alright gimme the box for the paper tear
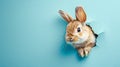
[86,19,105,47]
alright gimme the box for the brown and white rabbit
[59,6,98,57]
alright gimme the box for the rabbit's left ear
[59,10,73,23]
[75,7,86,23]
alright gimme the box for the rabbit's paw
[78,48,85,57]
[84,47,92,56]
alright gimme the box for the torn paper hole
[86,19,105,47]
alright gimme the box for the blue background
[0,0,120,67]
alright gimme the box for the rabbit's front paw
[77,47,92,57]
[78,48,85,57]
[84,47,92,56]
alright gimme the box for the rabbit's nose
[69,38,73,42]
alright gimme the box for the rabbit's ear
[59,10,73,23]
[75,7,86,23]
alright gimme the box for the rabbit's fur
[59,6,97,57]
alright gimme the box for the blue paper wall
[0,0,120,67]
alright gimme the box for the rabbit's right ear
[59,10,73,23]
[75,7,86,23]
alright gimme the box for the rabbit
[58,6,98,57]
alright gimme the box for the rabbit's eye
[77,27,81,32]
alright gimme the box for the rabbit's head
[59,6,90,45]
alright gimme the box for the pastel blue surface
[0,0,120,67]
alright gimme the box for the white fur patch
[89,33,95,43]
